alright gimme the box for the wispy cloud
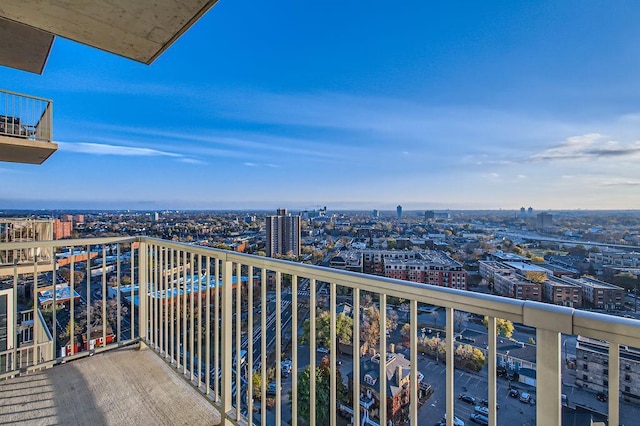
[530,134,640,162]
[178,158,207,165]
[57,141,182,157]
[243,162,257,167]
[596,178,640,187]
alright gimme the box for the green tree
[301,311,353,347]
[482,316,514,338]
[293,357,347,425]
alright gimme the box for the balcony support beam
[139,242,147,341]
[536,328,561,425]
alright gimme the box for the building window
[625,386,631,392]
[583,374,588,380]
[583,364,588,371]
[625,364,631,371]
[625,374,631,382]
[603,379,608,387]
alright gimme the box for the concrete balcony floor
[0,345,221,425]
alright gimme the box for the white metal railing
[0,89,52,142]
[1,236,639,426]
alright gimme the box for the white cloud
[243,162,257,167]
[530,134,640,162]
[57,142,182,157]
[178,158,207,165]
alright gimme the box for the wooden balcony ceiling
[0,0,219,74]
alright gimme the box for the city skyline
[2,1,640,210]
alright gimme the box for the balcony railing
[0,89,56,164]
[1,236,639,426]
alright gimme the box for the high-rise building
[53,219,72,240]
[74,214,84,224]
[424,210,435,221]
[536,212,553,231]
[372,209,379,218]
[396,205,402,219]
[266,209,301,258]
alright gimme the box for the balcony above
[0,1,219,74]
[0,344,221,425]
[0,89,56,164]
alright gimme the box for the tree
[482,316,514,338]
[361,306,381,349]
[454,311,470,332]
[387,309,399,334]
[252,371,262,398]
[293,357,347,425]
[400,323,411,341]
[301,311,353,347]
[525,271,547,283]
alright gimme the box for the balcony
[0,89,56,164]
[1,236,639,426]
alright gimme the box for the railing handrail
[0,88,53,104]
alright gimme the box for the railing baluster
[116,244,121,345]
[214,257,220,402]
[102,245,107,348]
[488,316,497,426]
[536,328,561,425]
[221,259,233,416]
[205,255,211,394]
[235,262,241,418]
[445,307,454,426]
[138,241,147,342]
[330,280,337,426]
[309,277,317,425]
[246,265,253,419]
[86,244,91,354]
[291,274,298,425]
[275,271,282,426]
[352,287,360,426]
[260,267,267,426]
[197,254,203,389]
[609,341,620,426]
[379,293,387,426]
[190,255,195,380]
[32,251,38,366]
[410,299,418,426]
[70,245,75,355]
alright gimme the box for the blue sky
[2,1,640,210]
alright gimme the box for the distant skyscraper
[266,208,301,258]
[74,214,84,224]
[520,207,526,217]
[424,210,435,221]
[372,209,379,218]
[154,212,160,222]
[528,207,533,215]
[537,212,553,231]
[396,205,402,219]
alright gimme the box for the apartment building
[265,208,301,258]
[564,276,625,310]
[575,336,640,405]
[542,276,583,308]
[493,270,542,301]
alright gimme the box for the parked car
[317,347,329,354]
[459,394,476,404]
[519,391,531,403]
[596,392,607,402]
[496,366,507,377]
[479,399,499,410]
[443,414,465,426]
[509,389,519,398]
[470,413,489,425]
[474,405,489,416]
